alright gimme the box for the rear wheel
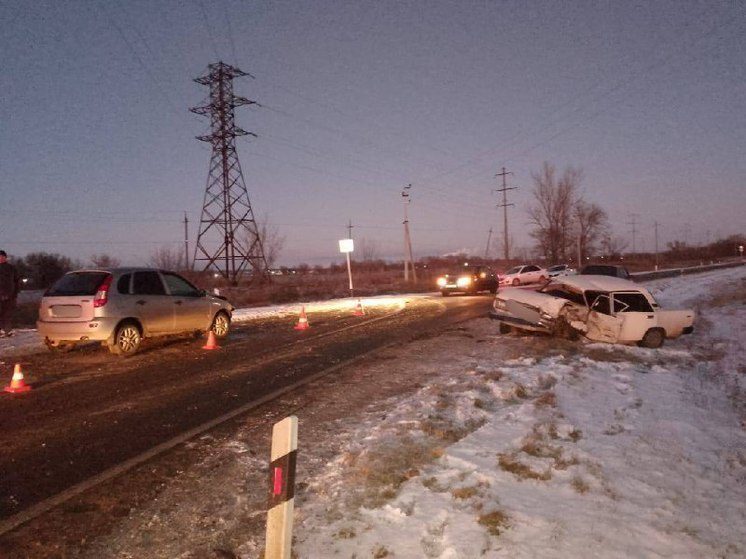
[109,321,142,356]
[638,328,665,349]
[211,311,231,338]
[539,275,548,283]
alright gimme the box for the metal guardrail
[630,260,745,282]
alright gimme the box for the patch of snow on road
[0,294,421,359]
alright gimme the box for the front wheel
[512,278,520,286]
[109,321,142,356]
[498,322,512,335]
[638,328,665,349]
[211,312,231,338]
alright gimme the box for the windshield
[505,266,521,275]
[45,272,110,296]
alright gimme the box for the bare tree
[527,162,582,262]
[357,237,381,262]
[256,215,286,269]
[573,200,608,262]
[149,246,185,270]
[601,234,629,259]
[90,253,121,268]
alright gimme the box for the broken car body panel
[490,275,694,346]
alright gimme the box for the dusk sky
[1,0,744,266]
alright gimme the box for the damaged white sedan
[489,275,694,348]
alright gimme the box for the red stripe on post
[273,466,284,496]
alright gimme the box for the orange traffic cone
[4,364,31,394]
[353,299,365,317]
[202,330,220,350]
[294,306,310,331]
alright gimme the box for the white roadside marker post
[265,416,298,559]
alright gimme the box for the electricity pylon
[190,61,269,284]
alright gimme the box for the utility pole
[184,212,190,270]
[402,184,417,282]
[484,227,493,259]
[627,213,640,255]
[494,167,517,261]
[190,61,269,285]
[345,219,354,296]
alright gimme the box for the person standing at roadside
[0,250,20,337]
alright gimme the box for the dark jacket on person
[0,262,20,300]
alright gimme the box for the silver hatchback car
[37,268,234,355]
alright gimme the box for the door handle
[136,300,146,306]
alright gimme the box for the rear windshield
[45,272,110,296]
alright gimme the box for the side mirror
[198,289,207,297]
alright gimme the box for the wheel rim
[118,326,140,352]
[512,279,519,286]
[649,331,663,346]
[213,314,229,336]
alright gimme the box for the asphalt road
[0,293,492,530]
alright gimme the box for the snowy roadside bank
[78,266,745,558]
[0,294,421,359]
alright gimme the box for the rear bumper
[37,317,119,343]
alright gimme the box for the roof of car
[555,274,639,292]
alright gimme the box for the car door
[524,265,540,283]
[131,270,174,334]
[161,271,211,332]
[584,294,623,343]
[612,291,657,342]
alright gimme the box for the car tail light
[93,274,113,308]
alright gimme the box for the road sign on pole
[339,239,355,296]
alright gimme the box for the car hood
[495,288,570,316]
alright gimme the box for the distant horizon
[2,1,744,267]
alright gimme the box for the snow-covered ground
[79,266,745,558]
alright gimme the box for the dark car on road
[436,266,499,296]
[579,264,631,280]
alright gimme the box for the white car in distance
[499,264,548,286]
[546,264,576,277]
[490,275,694,348]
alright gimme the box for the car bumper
[488,310,551,333]
[37,318,119,343]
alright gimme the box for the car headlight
[436,277,447,287]
[456,276,471,287]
